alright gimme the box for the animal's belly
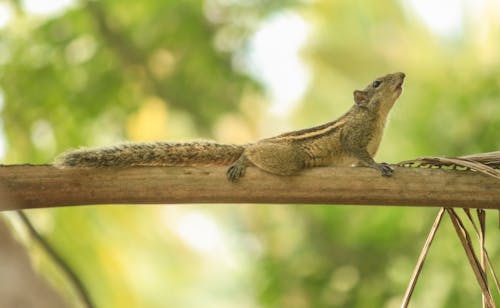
[306,153,358,167]
[329,155,358,166]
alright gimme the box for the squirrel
[54,72,405,182]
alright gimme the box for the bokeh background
[1,0,500,307]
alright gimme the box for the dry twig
[401,208,445,308]
[397,151,500,180]
[446,208,495,308]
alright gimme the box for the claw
[226,163,246,182]
[379,162,393,177]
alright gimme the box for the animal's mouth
[394,78,404,91]
[393,79,404,97]
[393,79,404,96]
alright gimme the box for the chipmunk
[55,72,405,181]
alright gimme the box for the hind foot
[227,156,248,182]
[227,163,246,182]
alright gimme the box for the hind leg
[227,143,306,182]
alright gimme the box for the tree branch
[0,165,499,211]
[16,211,95,308]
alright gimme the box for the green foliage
[2,0,297,162]
[1,0,500,307]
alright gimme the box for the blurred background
[1,0,500,307]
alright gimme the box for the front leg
[352,149,393,177]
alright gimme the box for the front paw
[378,162,393,177]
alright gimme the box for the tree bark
[0,165,498,210]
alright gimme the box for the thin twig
[397,151,500,180]
[446,208,495,308]
[16,211,95,308]
[478,209,487,308]
[401,208,445,308]
[462,209,500,296]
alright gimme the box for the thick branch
[0,165,498,211]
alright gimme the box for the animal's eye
[372,80,382,88]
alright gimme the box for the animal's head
[353,72,405,115]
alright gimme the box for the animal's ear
[353,90,369,106]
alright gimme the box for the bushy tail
[54,142,245,168]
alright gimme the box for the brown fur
[55,72,406,181]
[55,142,245,167]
